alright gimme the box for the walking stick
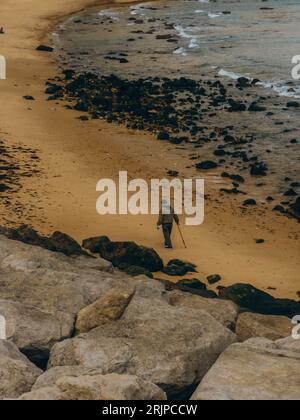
[177,224,187,249]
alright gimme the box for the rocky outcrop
[191,337,300,400]
[236,312,292,342]
[0,340,42,399]
[19,373,166,400]
[219,283,300,318]
[0,230,298,401]
[0,225,88,257]
[82,236,163,272]
[49,278,236,399]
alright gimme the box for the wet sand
[0,0,299,298]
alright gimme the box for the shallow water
[53,0,300,206]
[56,0,300,98]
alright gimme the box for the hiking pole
[177,224,187,249]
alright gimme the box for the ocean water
[56,0,300,99]
[54,0,300,203]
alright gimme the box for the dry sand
[0,0,299,298]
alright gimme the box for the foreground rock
[169,290,239,330]
[82,236,163,272]
[75,286,135,334]
[219,283,300,318]
[49,279,236,398]
[236,312,292,342]
[0,235,132,365]
[0,340,42,399]
[0,300,65,368]
[191,337,300,400]
[19,373,166,400]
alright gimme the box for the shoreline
[0,0,299,299]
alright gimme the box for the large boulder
[0,300,66,368]
[219,283,300,318]
[19,373,166,400]
[0,340,42,399]
[236,312,292,342]
[169,290,239,330]
[49,279,236,399]
[75,286,135,334]
[82,236,163,272]
[191,337,300,400]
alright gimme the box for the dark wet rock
[156,34,173,40]
[248,102,267,112]
[255,239,265,244]
[287,101,299,108]
[0,184,10,192]
[250,163,268,177]
[284,189,297,197]
[167,170,179,177]
[219,284,300,318]
[163,259,197,276]
[23,95,35,101]
[82,236,163,272]
[0,225,87,257]
[236,77,251,88]
[176,278,207,290]
[221,172,245,184]
[289,197,300,217]
[62,69,75,80]
[214,149,226,157]
[36,45,54,52]
[157,131,170,141]
[124,266,153,278]
[272,205,286,214]
[220,188,246,195]
[207,275,222,285]
[196,161,218,170]
[227,100,247,112]
[243,199,257,206]
[160,278,217,299]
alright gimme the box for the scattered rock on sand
[243,199,257,206]
[163,259,197,276]
[36,45,54,52]
[196,161,218,170]
[207,275,222,285]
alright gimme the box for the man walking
[157,199,179,249]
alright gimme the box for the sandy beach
[0,0,299,299]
